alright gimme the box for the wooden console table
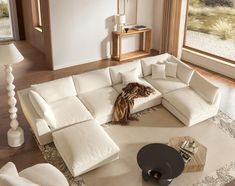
[112,28,152,61]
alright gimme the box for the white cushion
[19,163,69,186]
[165,61,177,77]
[152,63,166,79]
[0,162,18,177]
[145,76,187,94]
[28,90,57,129]
[0,175,38,186]
[78,87,119,124]
[141,53,170,76]
[31,77,77,103]
[48,96,93,129]
[109,60,143,85]
[0,162,37,186]
[190,72,219,104]
[121,68,139,86]
[168,56,194,84]
[113,78,162,113]
[163,87,219,124]
[73,68,112,94]
[52,120,120,177]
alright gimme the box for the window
[32,0,42,30]
[0,0,13,40]
[184,0,235,62]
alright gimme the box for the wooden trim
[15,0,25,40]
[31,0,42,29]
[183,46,235,65]
[183,0,189,46]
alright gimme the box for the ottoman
[52,120,120,177]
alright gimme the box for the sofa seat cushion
[79,87,119,124]
[52,120,120,177]
[145,75,187,94]
[49,96,93,129]
[113,78,162,113]
[163,87,219,124]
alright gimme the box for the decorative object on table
[137,143,184,186]
[168,136,207,172]
[116,14,126,33]
[0,43,24,147]
[178,140,199,163]
[124,27,129,33]
[133,25,147,30]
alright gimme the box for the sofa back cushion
[73,68,112,94]
[31,77,77,103]
[110,60,143,85]
[190,72,219,104]
[141,53,170,77]
[168,56,194,84]
[28,90,57,129]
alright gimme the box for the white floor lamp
[0,43,24,147]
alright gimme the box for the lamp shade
[0,43,24,65]
[116,14,126,25]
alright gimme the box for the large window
[0,0,13,40]
[184,0,235,62]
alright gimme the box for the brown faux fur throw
[112,82,154,125]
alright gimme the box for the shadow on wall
[101,15,116,59]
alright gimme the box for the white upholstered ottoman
[52,120,120,177]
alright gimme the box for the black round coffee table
[137,143,184,186]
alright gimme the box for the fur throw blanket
[112,82,154,124]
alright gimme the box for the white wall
[49,0,161,70]
[122,0,155,53]
[49,0,116,70]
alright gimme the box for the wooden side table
[112,28,152,61]
[168,136,207,172]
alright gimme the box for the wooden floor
[0,41,234,171]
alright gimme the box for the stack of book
[179,141,198,163]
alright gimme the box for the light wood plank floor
[0,41,234,171]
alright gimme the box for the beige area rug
[38,106,235,186]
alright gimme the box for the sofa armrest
[214,91,221,107]
[35,119,53,145]
[35,119,51,136]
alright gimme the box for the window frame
[31,0,42,31]
[183,0,235,65]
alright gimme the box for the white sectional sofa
[18,53,221,177]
